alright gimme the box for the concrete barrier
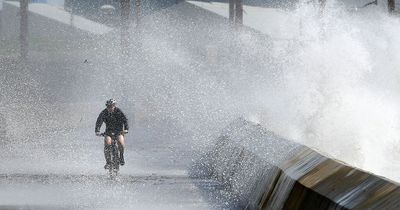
[197,118,400,209]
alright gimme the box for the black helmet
[105,99,116,107]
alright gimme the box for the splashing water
[2,0,400,187]
[249,0,400,181]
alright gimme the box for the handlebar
[97,131,128,137]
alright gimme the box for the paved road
[0,121,234,210]
[0,2,245,209]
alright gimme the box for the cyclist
[95,99,129,169]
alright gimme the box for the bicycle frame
[101,132,120,179]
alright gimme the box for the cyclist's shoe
[104,163,111,170]
[113,163,119,170]
[120,155,125,166]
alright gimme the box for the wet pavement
[0,122,232,210]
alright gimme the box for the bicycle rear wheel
[109,141,119,179]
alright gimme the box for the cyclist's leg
[117,134,125,165]
[104,135,112,145]
[104,135,112,168]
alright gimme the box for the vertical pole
[135,0,141,28]
[70,0,74,27]
[120,0,130,59]
[0,0,3,36]
[229,0,234,23]
[20,0,28,60]
[388,0,395,13]
[235,0,243,26]
[121,0,130,27]
[318,0,327,7]
[318,0,326,16]
[134,0,142,54]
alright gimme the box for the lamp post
[0,0,3,35]
[134,0,142,53]
[135,0,141,26]
[20,0,28,60]
[120,0,130,60]
[235,0,243,26]
[318,0,326,16]
[229,0,243,27]
[388,0,395,13]
[229,0,234,23]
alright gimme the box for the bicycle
[99,132,124,179]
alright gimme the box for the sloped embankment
[194,118,400,209]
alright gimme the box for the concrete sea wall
[197,118,400,209]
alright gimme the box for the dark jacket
[95,107,129,133]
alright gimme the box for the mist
[1,0,400,208]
